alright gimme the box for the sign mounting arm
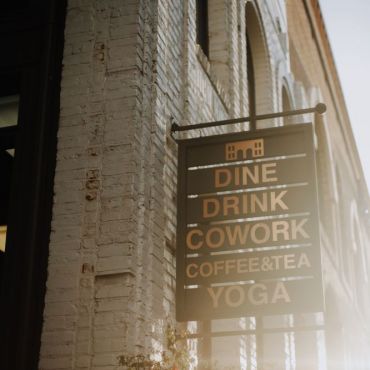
[171,103,326,139]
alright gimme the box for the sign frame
[176,123,324,322]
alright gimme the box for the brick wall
[37,1,319,369]
[40,0,149,368]
[287,0,370,368]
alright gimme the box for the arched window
[282,85,292,125]
[246,34,255,121]
[315,113,338,259]
[196,0,209,58]
[245,2,273,127]
[350,201,369,309]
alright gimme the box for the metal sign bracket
[170,103,326,141]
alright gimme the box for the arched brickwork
[245,1,274,121]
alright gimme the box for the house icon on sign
[225,139,264,161]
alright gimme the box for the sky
[319,0,370,193]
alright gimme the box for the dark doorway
[0,73,19,292]
[0,2,66,369]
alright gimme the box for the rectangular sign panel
[185,215,314,253]
[185,246,319,285]
[176,123,324,321]
[181,278,323,320]
[187,155,309,195]
[187,185,313,223]
[186,128,310,167]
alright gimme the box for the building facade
[1,0,370,369]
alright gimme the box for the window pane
[0,95,18,254]
[0,146,15,253]
[0,226,6,252]
[196,0,209,58]
[0,95,19,128]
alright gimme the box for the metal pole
[250,106,257,132]
[171,103,326,134]
[199,320,211,368]
[178,324,326,340]
[256,316,264,370]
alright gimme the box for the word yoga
[207,282,290,309]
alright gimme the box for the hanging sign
[176,123,324,321]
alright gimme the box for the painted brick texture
[38,1,370,369]
[39,0,287,368]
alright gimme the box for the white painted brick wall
[40,1,290,369]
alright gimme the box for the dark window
[247,34,256,126]
[0,2,66,369]
[0,74,18,286]
[282,87,292,125]
[0,1,29,12]
[196,0,209,58]
[0,103,18,233]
